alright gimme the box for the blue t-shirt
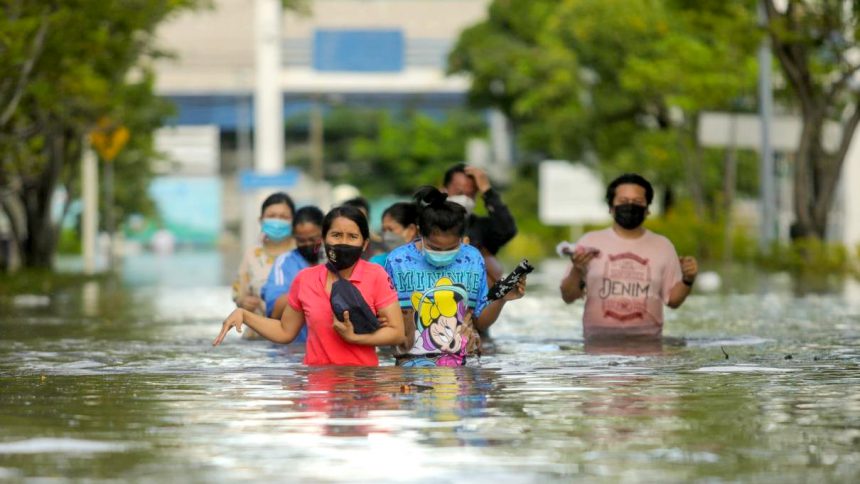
[261,249,309,342]
[384,241,488,366]
[369,252,388,266]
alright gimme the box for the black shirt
[466,188,517,255]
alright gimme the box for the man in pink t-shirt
[560,174,699,340]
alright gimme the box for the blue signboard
[147,176,223,245]
[239,168,301,191]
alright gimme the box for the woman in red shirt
[213,206,405,366]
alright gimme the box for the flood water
[1,252,859,482]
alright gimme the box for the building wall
[154,0,489,96]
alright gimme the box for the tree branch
[826,63,860,105]
[0,12,49,128]
[814,102,860,225]
[764,2,811,99]
[0,191,26,258]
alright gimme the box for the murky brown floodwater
[1,252,858,482]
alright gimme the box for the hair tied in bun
[414,186,447,210]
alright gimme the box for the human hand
[571,246,599,276]
[239,295,262,312]
[377,313,390,327]
[333,310,358,343]
[502,276,527,301]
[464,166,491,194]
[680,256,698,284]
[213,308,245,346]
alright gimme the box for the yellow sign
[89,118,130,162]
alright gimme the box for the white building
[151,0,491,246]
[154,0,489,145]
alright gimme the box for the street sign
[539,161,610,225]
[89,118,130,162]
[239,168,301,191]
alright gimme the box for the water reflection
[282,367,402,437]
[583,337,666,356]
[273,366,497,444]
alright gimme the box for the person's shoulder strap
[325,262,343,279]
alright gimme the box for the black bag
[327,263,381,334]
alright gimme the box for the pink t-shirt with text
[569,228,682,338]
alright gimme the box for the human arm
[213,305,305,346]
[260,253,289,317]
[232,250,264,311]
[332,302,405,347]
[667,256,698,308]
[481,248,504,288]
[475,277,526,331]
[271,292,290,319]
[465,166,517,253]
[560,249,598,303]
[400,308,416,350]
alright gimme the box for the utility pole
[309,97,324,181]
[758,0,776,250]
[81,147,98,275]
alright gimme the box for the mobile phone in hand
[488,259,535,300]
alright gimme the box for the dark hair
[292,206,324,230]
[442,163,467,188]
[322,205,370,241]
[605,173,654,207]
[341,197,370,216]
[261,192,296,217]
[381,202,417,228]
[413,186,467,237]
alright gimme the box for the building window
[313,29,404,72]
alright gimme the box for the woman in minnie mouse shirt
[384,187,527,367]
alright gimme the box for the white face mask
[447,194,476,215]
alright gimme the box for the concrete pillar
[81,147,98,275]
[841,129,860,250]
[253,0,284,174]
[243,0,285,252]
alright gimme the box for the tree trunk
[792,105,860,241]
[791,113,822,239]
[811,106,860,239]
[19,126,64,268]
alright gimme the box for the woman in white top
[231,193,297,335]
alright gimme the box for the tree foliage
[764,0,860,239]
[285,107,487,197]
[0,0,200,268]
[449,0,761,217]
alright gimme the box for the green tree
[449,0,760,218]
[0,0,201,268]
[764,0,860,240]
[285,106,487,197]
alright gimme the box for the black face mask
[325,244,364,270]
[613,203,647,230]
[296,243,321,264]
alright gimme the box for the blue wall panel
[313,29,404,72]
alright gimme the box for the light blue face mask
[423,243,461,267]
[261,218,292,242]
